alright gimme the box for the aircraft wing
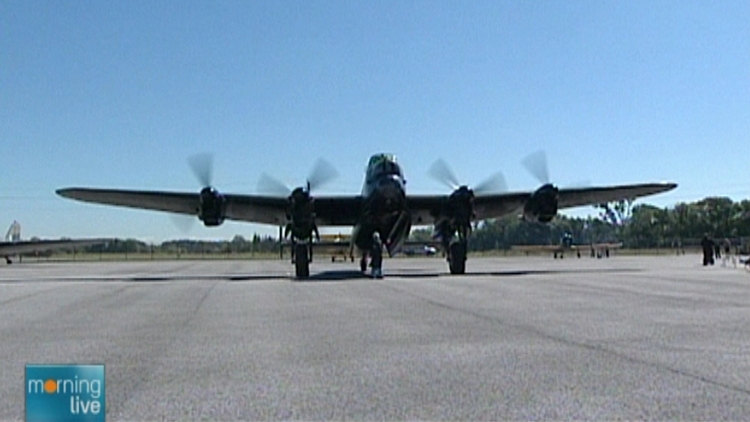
[57,182,674,228]
[407,182,676,223]
[0,239,111,256]
[56,188,363,226]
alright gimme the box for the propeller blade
[428,159,461,190]
[473,171,508,195]
[307,158,339,192]
[188,153,214,187]
[521,150,550,185]
[257,173,291,197]
[169,214,195,233]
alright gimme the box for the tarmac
[1,254,749,420]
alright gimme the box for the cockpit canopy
[366,154,403,182]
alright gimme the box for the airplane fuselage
[351,154,411,256]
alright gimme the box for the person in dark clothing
[714,243,721,259]
[370,232,384,278]
[701,234,715,266]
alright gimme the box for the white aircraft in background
[1,220,110,264]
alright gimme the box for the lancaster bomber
[57,152,676,278]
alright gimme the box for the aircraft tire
[449,242,466,275]
[295,244,309,279]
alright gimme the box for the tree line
[412,196,750,251]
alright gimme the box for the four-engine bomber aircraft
[56,153,676,278]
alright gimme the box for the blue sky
[2,0,748,242]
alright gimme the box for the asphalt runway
[2,255,750,420]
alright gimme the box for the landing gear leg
[294,243,309,279]
[448,241,467,275]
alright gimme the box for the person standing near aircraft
[370,232,384,279]
[701,234,715,266]
[722,238,733,267]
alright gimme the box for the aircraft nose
[377,176,405,209]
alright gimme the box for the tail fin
[5,221,21,242]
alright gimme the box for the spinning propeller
[519,150,582,223]
[521,150,550,185]
[521,150,590,188]
[428,159,508,242]
[189,152,215,189]
[257,159,339,241]
[171,153,226,232]
[257,158,338,197]
[428,159,508,195]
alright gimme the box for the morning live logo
[25,364,105,422]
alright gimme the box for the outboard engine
[198,187,226,226]
[523,183,559,223]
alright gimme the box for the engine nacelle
[198,187,226,226]
[286,187,317,241]
[523,183,559,223]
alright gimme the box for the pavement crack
[181,280,221,329]
[381,282,750,397]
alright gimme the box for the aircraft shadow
[394,267,643,280]
[0,267,642,284]
[283,267,644,282]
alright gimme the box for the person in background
[701,234,715,266]
[722,238,734,267]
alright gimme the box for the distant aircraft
[56,152,676,278]
[513,232,623,259]
[1,220,110,264]
[314,233,355,262]
[402,245,438,256]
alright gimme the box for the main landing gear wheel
[295,244,309,279]
[449,242,466,275]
